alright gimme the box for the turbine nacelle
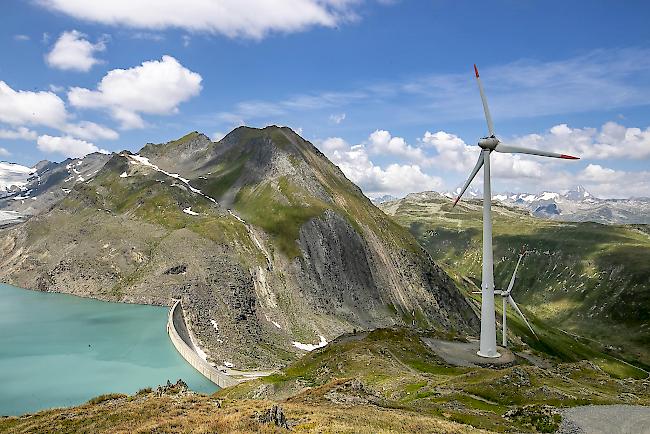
[478,136,499,150]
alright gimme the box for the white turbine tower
[498,249,537,347]
[471,248,538,346]
[454,64,579,358]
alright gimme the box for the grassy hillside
[379,193,650,368]
[3,329,648,433]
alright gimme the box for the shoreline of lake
[0,283,218,416]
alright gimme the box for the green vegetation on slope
[7,329,647,433]
[58,155,256,256]
[235,177,329,258]
[379,194,650,367]
[194,152,250,200]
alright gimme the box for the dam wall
[167,299,237,388]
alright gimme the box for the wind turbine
[454,64,579,358]
[498,248,537,347]
[470,248,537,346]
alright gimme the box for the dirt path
[558,405,650,434]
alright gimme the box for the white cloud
[317,120,649,199]
[579,164,622,182]
[0,147,9,156]
[368,129,429,163]
[131,32,165,41]
[320,137,348,153]
[0,127,38,141]
[0,81,68,128]
[546,164,650,199]
[14,34,30,41]
[421,130,545,179]
[0,82,119,141]
[421,131,475,171]
[68,55,202,129]
[37,134,103,158]
[46,30,107,72]
[318,136,442,196]
[420,125,650,199]
[217,90,365,125]
[212,131,225,141]
[62,121,119,140]
[512,122,650,160]
[37,0,360,39]
[329,112,346,124]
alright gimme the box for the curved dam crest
[167,300,237,388]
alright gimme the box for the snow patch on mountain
[292,335,328,352]
[0,162,34,193]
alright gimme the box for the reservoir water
[0,283,218,416]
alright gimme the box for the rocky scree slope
[0,126,477,370]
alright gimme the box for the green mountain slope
[0,128,477,370]
[379,192,650,367]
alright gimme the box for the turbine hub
[478,136,499,150]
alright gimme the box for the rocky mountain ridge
[0,126,477,370]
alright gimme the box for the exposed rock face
[256,405,289,429]
[0,126,478,369]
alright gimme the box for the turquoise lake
[0,283,218,416]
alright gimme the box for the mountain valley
[379,192,650,368]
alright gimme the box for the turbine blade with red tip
[495,144,580,160]
[474,64,495,137]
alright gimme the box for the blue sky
[1,0,650,198]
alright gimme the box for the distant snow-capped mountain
[436,185,650,224]
[370,194,400,204]
[491,186,650,225]
[0,162,35,195]
[0,153,111,225]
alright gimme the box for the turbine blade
[505,253,525,294]
[508,296,538,339]
[495,144,579,160]
[452,152,484,207]
[474,64,495,136]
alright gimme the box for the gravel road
[558,405,650,434]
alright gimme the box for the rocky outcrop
[256,405,289,429]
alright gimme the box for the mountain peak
[563,185,592,200]
[1,126,478,371]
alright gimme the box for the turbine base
[477,350,501,359]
